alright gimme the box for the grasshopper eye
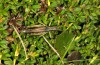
[22,30,26,33]
[21,30,27,33]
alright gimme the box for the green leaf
[32,5,40,9]
[50,2,57,7]
[0,40,8,45]
[54,31,74,59]
[74,7,81,12]
[91,13,97,16]
[60,10,66,15]
[25,7,30,13]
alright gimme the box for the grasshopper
[21,25,60,35]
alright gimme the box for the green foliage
[55,31,74,58]
[0,0,100,65]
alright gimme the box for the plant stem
[12,25,28,60]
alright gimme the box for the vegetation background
[0,0,100,65]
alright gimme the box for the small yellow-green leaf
[32,5,40,9]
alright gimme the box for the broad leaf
[55,31,74,59]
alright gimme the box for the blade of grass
[43,36,64,64]
[13,44,20,65]
[43,36,61,58]
[61,35,75,61]
[89,54,98,65]
[12,25,28,60]
[48,0,50,6]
